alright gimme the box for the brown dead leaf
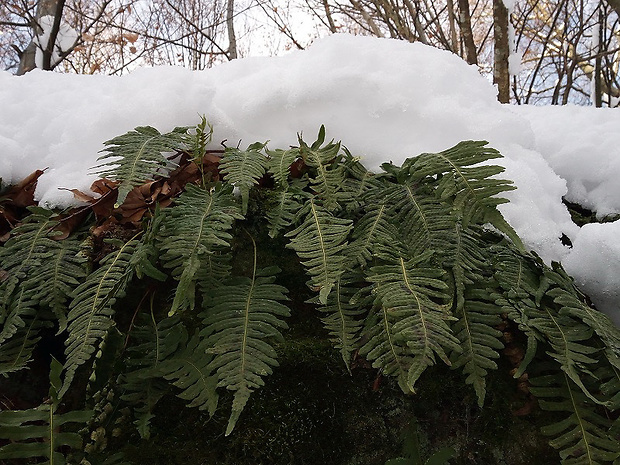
[5,169,45,207]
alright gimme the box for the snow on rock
[0,33,617,321]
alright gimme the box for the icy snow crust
[0,34,618,322]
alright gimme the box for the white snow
[0,34,618,323]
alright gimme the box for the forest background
[1,0,619,106]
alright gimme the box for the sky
[0,33,618,324]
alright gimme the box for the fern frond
[545,267,620,361]
[265,181,309,239]
[0,315,50,376]
[159,183,242,315]
[201,255,290,436]
[267,147,299,187]
[157,333,219,415]
[530,367,620,464]
[348,200,398,267]
[0,358,93,463]
[363,250,460,392]
[404,141,521,247]
[28,233,87,333]
[285,199,352,304]
[62,236,139,397]
[384,183,456,261]
[299,126,345,211]
[0,207,60,309]
[93,125,190,203]
[310,273,366,371]
[450,287,504,407]
[0,287,37,346]
[219,142,268,214]
[121,311,187,438]
[337,153,382,212]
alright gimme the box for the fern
[529,366,620,464]
[383,182,456,261]
[201,239,290,436]
[403,141,522,248]
[0,358,93,463]
[121,311,186,438]
[286,199,352,304]
[159,183,242,315]
[28,232,87,333]
[450,287,504,407]
[363,250,461,392]
[0,314,50,376]
[265,181,309,239]
[348,200,397,267]
[267,147,300,187]
[0,207,61,310]
[299,125,345,211]
[311,272,366,371]
[93,125,190,203]
[219,142,268,214]
[62,236,140,397]
[157,332,219,415]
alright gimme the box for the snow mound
[0,33,617,322]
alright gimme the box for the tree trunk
[226,0,237,60]
[458,0,478,65]
[493,0,510,103]
[17,0,61,75]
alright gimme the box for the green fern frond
[62,236,140,398]
[201,248,290,436]
[267,147,299,187]
[384,183,456,261]
[219,142,268,214]
[337,153,382,212]
[0,358,93,463]
[265,181,309,239]
[0,287,37,346]
[363,250,460,392]
[29,233,87,333]
[450,287,504,407]
[403,141,521,247]
[93,125,190,203]
[0,207,61,309]
[0,315,50,376]
[545,267,620,360]
[286,199,352,304]
[348,201,399,267]
[530,367,620,464]
[159,183,242,315]
[310,272,366,371]
[121,311,187,438]
[158,333,219,415]
[299,126,345,211]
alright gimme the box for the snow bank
[0,34,617,322]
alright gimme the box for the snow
[0,33,618,323]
